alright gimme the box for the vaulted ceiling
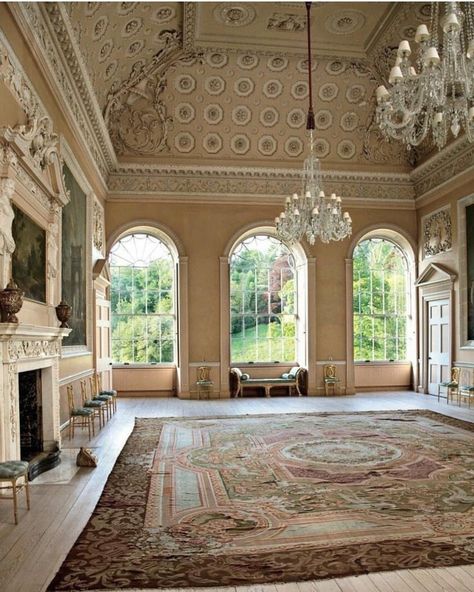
[37,1,433,173]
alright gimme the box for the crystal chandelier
[376,2,474,150]
[275,2,352,245]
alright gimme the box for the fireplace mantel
[0,323,71,462]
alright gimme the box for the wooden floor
[1,391,474,592]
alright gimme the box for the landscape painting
[12,205,46,303]
[62,165,87,346]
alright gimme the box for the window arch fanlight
[229,232,306,364]
[353,236,412,362]
[109,231,177,365]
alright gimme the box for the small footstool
[0,460,30,524]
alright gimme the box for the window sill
[112,363,176,369]
[355,360,411,366]
[231,362,298,368]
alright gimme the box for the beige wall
[416,175,474,387]
[107,200,417,394]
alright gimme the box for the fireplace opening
[19,369,43,460]
[18,369,60,480]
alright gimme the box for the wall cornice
[8,2,114,189]
[108,164,414,204]
[411,136,474,203]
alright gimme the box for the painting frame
[458,194,474,349]
[11,204,47,303]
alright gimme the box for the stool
[0,460,30,524]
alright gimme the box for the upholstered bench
[0,460,30,524]
[230,366,307,398]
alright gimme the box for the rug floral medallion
[48,411,474,590]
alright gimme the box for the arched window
[230,234,298,363]
[110,232,176,364]
[353,238,410,361]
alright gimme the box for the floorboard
[1,391,474,592]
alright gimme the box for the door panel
[428,299,450,395]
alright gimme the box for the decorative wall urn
[0,279,24,323]
[55,300,72,328]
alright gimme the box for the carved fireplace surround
[0,323,70,464]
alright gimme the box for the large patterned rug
[49,411,474,590]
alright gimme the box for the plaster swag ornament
[17,116,59,170]
[93,200,105,253]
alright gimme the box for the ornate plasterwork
[267,13,306,32]
[93,198,105,255]
[10,3,114,181]
[8,363,17,442]
[0,41,40,119]
[108,165,415,203]
[213,4,256,28]
[7,339,61,361]
[411,137,474,200]
[325,11,366,35]
[0,178,16,256]
[423,207,452,258]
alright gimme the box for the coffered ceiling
[7,2,439,180]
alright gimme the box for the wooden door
[95,289,113,391]
[427,299,450,395]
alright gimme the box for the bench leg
[265,385,271,398]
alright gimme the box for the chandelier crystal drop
[376,1,474,150]
[275,2,352,245]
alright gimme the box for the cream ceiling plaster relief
[7,2,472,203]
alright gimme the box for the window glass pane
[353,238,409,362]
[230,234,297,362]
[110,233,176,364]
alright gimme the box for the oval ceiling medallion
[258,135,277,156]
[267,56,288,72]
[315,109,333,130]
[287,108,305,129]
[175,103,196,124]
[175,74,196,94]
[205,76,226,96]
[232,105,252,126]
[319,82,339,102]
[175,132,195,153]
[263,79,283,99]
[325,11,366,35]
[291,81,309,100]
[237,54,259,70]
[340,111,359,132]
[285,137,304,157]
[313,138,330,158]
[231,134,250,155]
[337,139,356,160]
[203,133,223,154]
[213,4,256,27]
[206,52,228,69]
[234,77,255,97]
[204,104,224,125]
[346,84,366,104]
[260,107,279,127]
[153,6,175,24]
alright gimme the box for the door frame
[416,263,457,394]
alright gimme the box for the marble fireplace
[0,324,70,473]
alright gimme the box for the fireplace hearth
[18,369,61,480]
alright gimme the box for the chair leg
[12,477,18,525]
[24,473,30,511]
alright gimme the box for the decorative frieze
[7,339,61,362]
[423,207,452,258]
[108,164,415,202]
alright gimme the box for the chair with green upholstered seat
[438,367,460,404]
[459,385,474,407]
[94,373,117,414]
[67,385,95,440]
[0,460,30,524]
[80,379,107,429]
[89,376,114,419]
